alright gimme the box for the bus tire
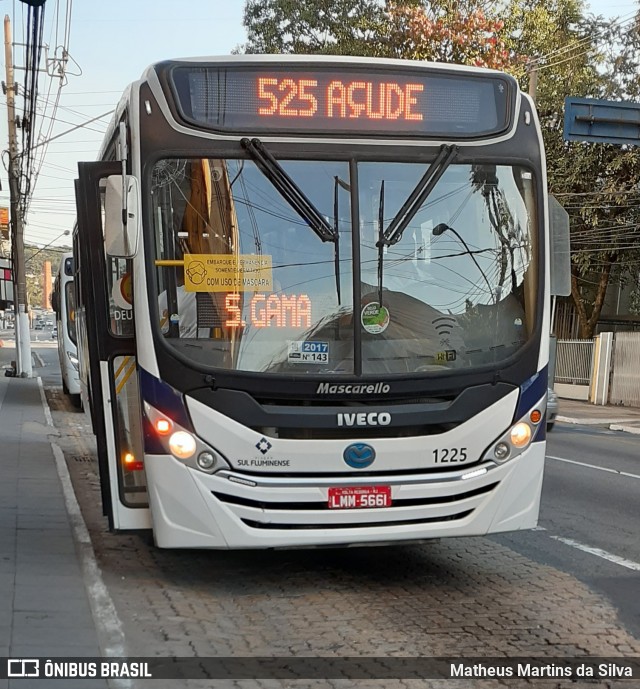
[71,393,82,409]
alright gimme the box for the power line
[552,189,640,197]
[519,10,638,77]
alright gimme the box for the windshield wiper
[241,138,336,243]
[376,144,458,248]
[375,144,457,307]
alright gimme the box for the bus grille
[211,482,498,531]
[241,511,473,530]
[270,424,456,440]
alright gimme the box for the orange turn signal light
[530,409,542,424]
[155,418,172,435]
[123,452,144,471]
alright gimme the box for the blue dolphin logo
[343,443,376,468]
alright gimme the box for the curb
[38,377,131,677]
[557,415,619,425]
[609,424,640,435]
[557,414,639,426]
[557,415,640,434]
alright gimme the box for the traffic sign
[564,97,640,145]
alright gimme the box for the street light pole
[25,230,71,265]
[4,15,31,377]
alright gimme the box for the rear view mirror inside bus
[104,174,140,258]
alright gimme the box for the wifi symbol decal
[432,316,457,336]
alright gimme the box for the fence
[553,333,640,407]
[553,300,580,340]
[554,339,595,401]
[610,333,640,407]
[555,339,595,384]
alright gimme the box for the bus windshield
[151,157,538,375]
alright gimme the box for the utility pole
[528,62,538,105]
[4,15,32,376]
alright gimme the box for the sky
[0,0,637,254]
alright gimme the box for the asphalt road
[27,324,61,386]
[494,423,640,639]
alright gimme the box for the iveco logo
[343,443,376,469]
[337,412,391,427]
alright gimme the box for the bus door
[75,162,150,531]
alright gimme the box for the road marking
[547,454,640,480]
[549,535,640,572]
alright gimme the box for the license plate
[327,486,391,509]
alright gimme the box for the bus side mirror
[104,175,140,259]
[51,292,59,313]
[549,195,571,297]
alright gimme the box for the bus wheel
[71,393,82,409]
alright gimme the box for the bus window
[111,355,146,506]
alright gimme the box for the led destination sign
[256,77,425,122]
[168,64,514,138]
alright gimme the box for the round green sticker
[361,302,390,334]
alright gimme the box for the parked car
[547,387,558,431]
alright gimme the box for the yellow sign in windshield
[183,254,273,293]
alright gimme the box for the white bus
[74,55,553,548]
[51,252,81,407]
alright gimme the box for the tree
[241,0,640,337]
[384,1,512,69]
[24,245,65,310]
[241,0,512,64]
[242,0,388,55]
[514,7,640,337]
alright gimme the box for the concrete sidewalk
[0,373,108,688]
[556,396,640,435]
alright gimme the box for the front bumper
[144,443,545,549]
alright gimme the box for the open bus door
[75,162,151,531]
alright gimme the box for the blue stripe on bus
[138,368,193,430]
[516,366,548,421]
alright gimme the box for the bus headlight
[482,392,545,465]
[168,431,197,459]
[144,401,230,474]
[510,422,532,448]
